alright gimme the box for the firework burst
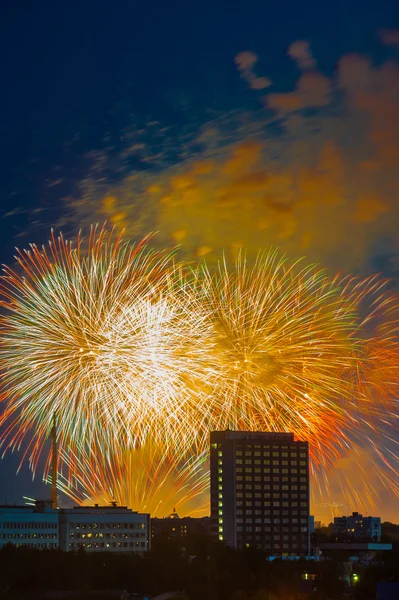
[196,251,363,468]
[53,445,209,518]
[0,229,397,514]
[0,227,215,469]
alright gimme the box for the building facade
[333,512,381,542]
[210,430,310,555]
[151,509,211,542]
[59,504,150,552]
[0,501,59,549]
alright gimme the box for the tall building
[59,504,150,552]
[210,430,310,555]
[333,512,381,542]
[0,501,59,549]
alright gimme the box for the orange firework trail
[54,446,210,518]
[0,228,397,513]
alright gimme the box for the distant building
[333,512,381,542]
[0,500,58,549]
[151,509,211,542]
[210,430,310,555]
[59,504,150,552]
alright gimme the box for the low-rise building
[334,512,381,542]
[59,504,150,552]
[151,509,210,542]
[0,501,59,549]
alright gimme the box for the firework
[0,230,397,515]
[0,226,215,470]
[53,445,209,518]
[195,251,363,469]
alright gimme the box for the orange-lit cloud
[378,28,399,46]
[235,51,272,90]
[267,71,331,111]
[287,40,316,70]
[70,39,399,277]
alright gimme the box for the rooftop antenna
[51,413,57,509]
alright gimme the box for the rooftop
[210,430,296,442]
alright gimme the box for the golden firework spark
[0,229,397,514]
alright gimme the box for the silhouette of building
[151,508,211,542]
[210,430,310,555]
[333,512,381,542]
[0,500,58,549]
[59,504,150,552]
